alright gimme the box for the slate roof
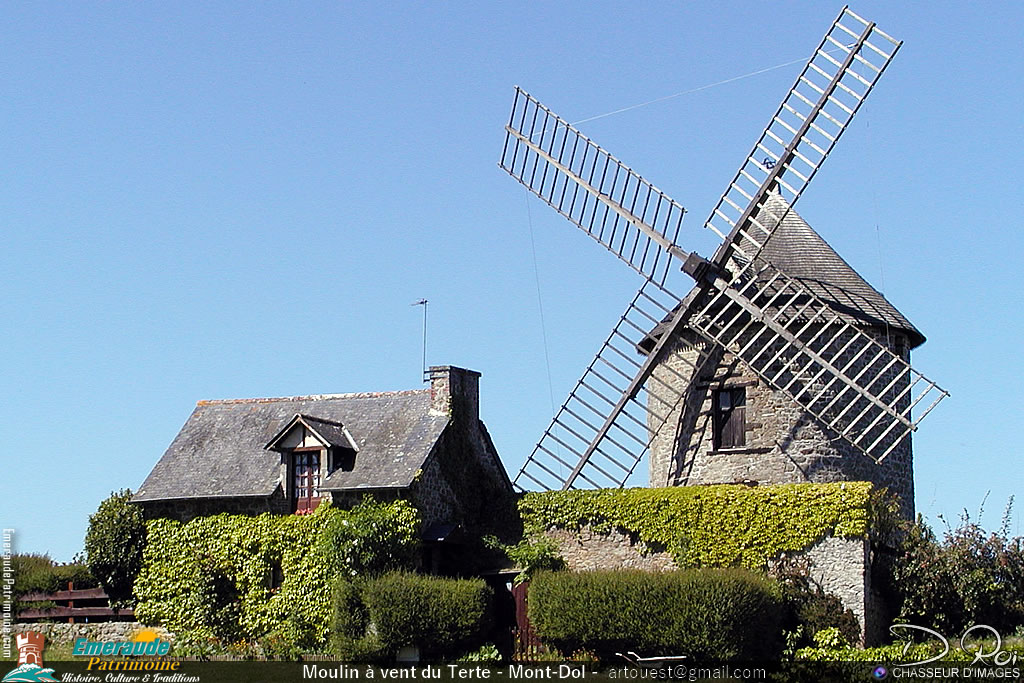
[750,195,924,347]
[134,389,448,502]
[644,195,924,350]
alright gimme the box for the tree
[84,488,146,606]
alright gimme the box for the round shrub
[84,489,146,606]
[528,568,784,661]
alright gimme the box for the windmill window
[713,388,746,450]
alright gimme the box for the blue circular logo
[872,666,888,679]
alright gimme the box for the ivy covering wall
[519,482,872,569]
[134,499,419,649]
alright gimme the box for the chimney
[429,365,481,420]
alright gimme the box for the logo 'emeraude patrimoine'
[72,637,170,657]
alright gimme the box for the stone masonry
[648,327,915,520]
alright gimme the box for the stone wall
[648,328,915,520]
[790,536,871,640]
[410,420,514,533]
[545,527,676,573]
[541,524,876,645]
[409,446,458,527]
[413,366,514,533]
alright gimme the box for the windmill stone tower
[499,7,946,522]
[645,194,923,518]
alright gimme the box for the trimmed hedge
[519,482,872,569]
[528,569,783,661]
[332,572,492,660]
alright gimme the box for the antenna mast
[411,298,428,382]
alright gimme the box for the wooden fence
[17,582,135,623]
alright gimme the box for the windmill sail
[705,6,902,264]
[514,281,705,491]
[504,8,947,491]
[501,88,689,287]
[687,198,947,463]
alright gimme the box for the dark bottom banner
[9,661,1020,683]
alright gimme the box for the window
[292,449,321,513]
[713,388,746,450]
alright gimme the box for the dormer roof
[264,414,360,452]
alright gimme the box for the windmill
[499,7,947,506]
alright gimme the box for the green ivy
[482,535,565,586]
[519,482,872,569]
[134,498,420,650]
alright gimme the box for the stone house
[133,365,512,538]
[644,197,925,519]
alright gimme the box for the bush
[527,569,783,661]
[315,498,420,577]
[890,501,1024,636]
[778,570,860,648]
[12,554,61,597]
[85,489,146,606]
[12,554,97,613]
[457,644,502,662]
[483,535,565,586]
[332,572,492,660]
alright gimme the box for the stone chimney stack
[429,365,481,420]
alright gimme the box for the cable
[569,54,814,127]
[524,192,559,420]
[866,118,893,348]
[523,190,566,476]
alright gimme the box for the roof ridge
[197,388,430,406]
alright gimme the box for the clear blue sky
[2,2,1021,561]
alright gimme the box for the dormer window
[292,449,321,513]
[264,414,360,514]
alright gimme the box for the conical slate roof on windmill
[642,194,924,352]
[751,195,923,348]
